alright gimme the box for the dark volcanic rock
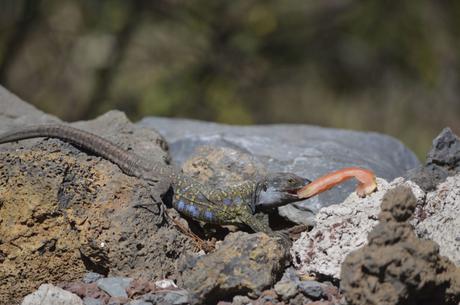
[176,232,289,304]
[341,186,460,305]
[139,117,420,225]
[427,127,460,167]
[407,127,460,191]
[0,87,196,303]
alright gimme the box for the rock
[297,281,325,300]
[82,297,103,305]
[407,127,460,191]
[127,301,152,305]
[0,86,60,125]
[177,232,289,304]
[289,293,311,305]
[427,127,460,168]
[273,269,336,303]
[96,277,132,298]
[83,272,105,284]
[139,117,419,225]
[21,284,83,305]
[279,267,301,284]
[139,290,190,305]
[260,289,279,303]
[154,279,178,289]
[106,299,124,305]
[412,174,460,266]
[58,282,109,303]
[291,178,424,279]
[231,295,252,305]
[341,186,460,305]
[274,280,298,300]
[0,86,196,303]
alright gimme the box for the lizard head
[254,172,310,210]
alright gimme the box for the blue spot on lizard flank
[204,210,214,220]
[234,196,242,204]
[197,194,206,202]
[177,200,186,211]
[223,198,232,205]
[187,205,199,217]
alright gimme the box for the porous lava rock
[341,185,460,305]
[0,88,195,303]
[176,232,289,305]
[290,178,424,279]
[407,127,460,191]
[412,174,460,266]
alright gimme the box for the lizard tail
[0,124,155,177]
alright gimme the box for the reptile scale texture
[0,124,309,237]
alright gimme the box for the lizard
[0,124,310,240]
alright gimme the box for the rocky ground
[0,86,459,305]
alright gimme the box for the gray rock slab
[139,117,420,223]
[83,272,104,284]
[21,284,83,305]
[297,281,326,300]
[96,277,132,298]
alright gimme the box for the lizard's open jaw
[287,189,300,196]
[255,178,310,210]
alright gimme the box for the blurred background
[0,0,459,159]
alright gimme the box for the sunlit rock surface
[0,87,194,303]
[139,117,420,225]
[291,178,424,279]
[341,186,460,305]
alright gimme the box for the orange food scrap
[297,167,377,199]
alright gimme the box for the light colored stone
[291,178,425,279]
[413,174,460,266]
[155,279,178,289]
[21,284,83,305]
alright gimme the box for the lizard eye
[288,178,295,184]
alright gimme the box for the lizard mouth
[287,189,300,196]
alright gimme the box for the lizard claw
[133,195,167,226]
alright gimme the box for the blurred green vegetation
[1,0,460,158]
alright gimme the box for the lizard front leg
[241,213,291,246]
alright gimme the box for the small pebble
[274,281,298,300]
[232,295,252,305]
[154,279,178,289]
[298,281,325,300]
